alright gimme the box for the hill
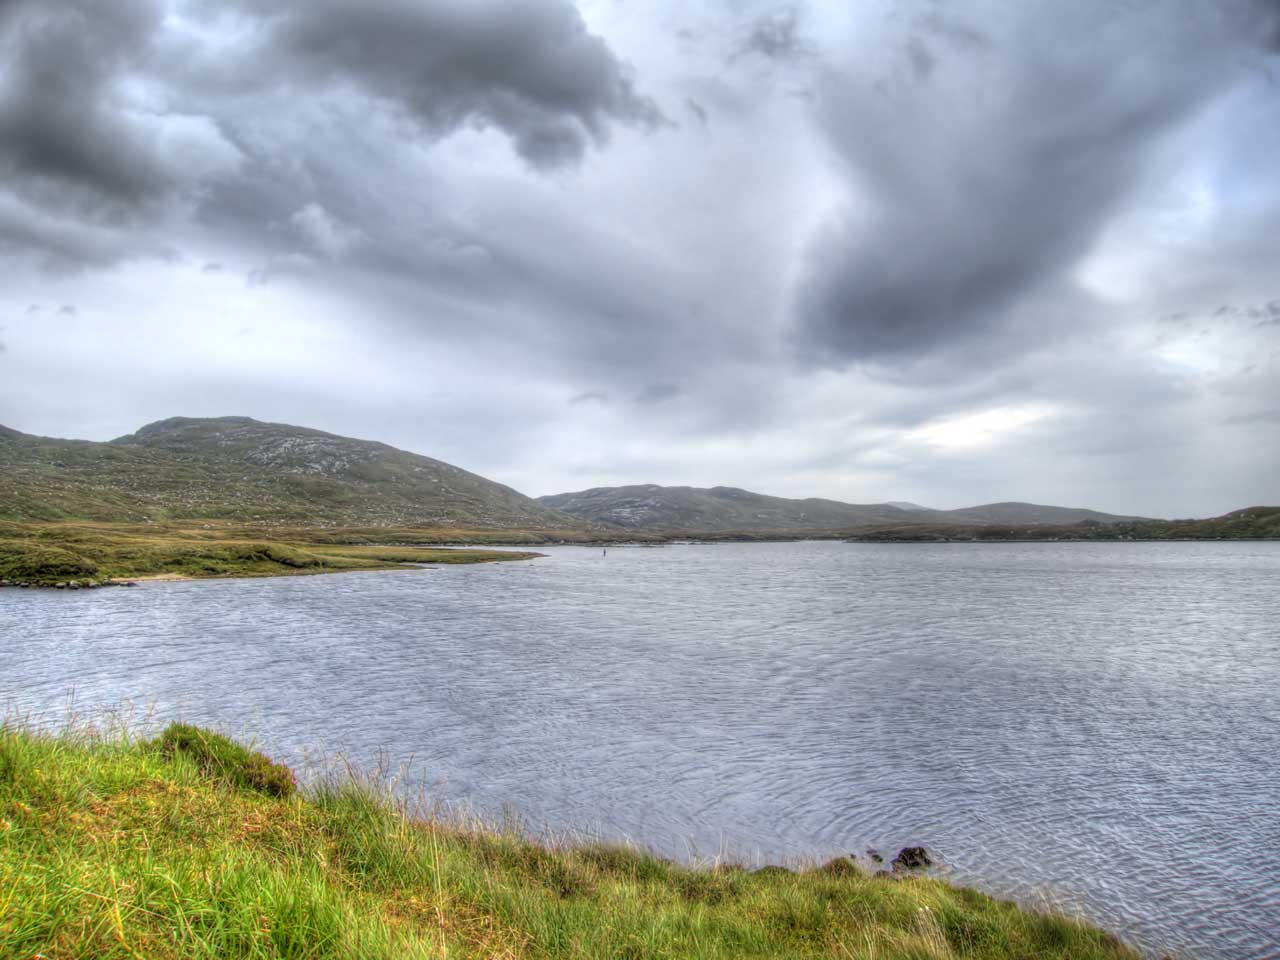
[538,484,912,533]
[1114,506,1280,540]
[848,507,1280,542]
[538,485,1142,534]
[935,502,1145,525]
[0,417,587,531]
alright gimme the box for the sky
[1,0,1278,517]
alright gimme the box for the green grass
[0,725,1139,960]
[0,522,542,586]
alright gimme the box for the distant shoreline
[5,514,1279,589]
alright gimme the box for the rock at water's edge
[892,846,932,870]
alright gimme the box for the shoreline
[6,516,1278,590]
[0,555,542,590]
[0,723,1142,960]
[0,555,541,590]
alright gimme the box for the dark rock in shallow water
[892,846,932,870]
[866,848,883,863]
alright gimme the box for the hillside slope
[538,485,1142,534]
[935,502,1146,525]
[1120,506,1280,539]
[538,484,912,532]
[848,507,1280,542]
[0,417,586,530]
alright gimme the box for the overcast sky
[2,0,1278,516]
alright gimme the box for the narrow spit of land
[0,724,1139,960]
[0,521,548,587]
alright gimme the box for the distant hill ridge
[538,485,909,532]
[537,485,1145,533]
[2,415,1237,537]
[0,416,584,530]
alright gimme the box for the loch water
[3,541,1278,958]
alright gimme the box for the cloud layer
[1,0,1278,516]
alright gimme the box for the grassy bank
[0,522,542,587]
[0,725,1138,960]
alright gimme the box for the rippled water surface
[4,541,1279,957]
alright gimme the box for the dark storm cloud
[0,0,165,204]
[0,0,659,269]
[795,0,1280,365]
[0,0,241,267]
[209,0,663,169]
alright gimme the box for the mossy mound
[158,723,296,798]
[0,539,99,585]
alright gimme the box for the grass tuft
[158,723,297,798]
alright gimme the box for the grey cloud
[735,7,807,62]
[914,9,991,53]
[0,191,161,268]
[0,0,165,203]
[290,202,367,258]
[636,382,682,404]
[214,0,662,169]
[905,37,938,81]
[0,0,656,270]
[1197,299,1280,327]
[1224,409,1280,425]
[245,253,316,287]
[795,1,1280,366]
[0,0,240,265]
[570,390,609,405]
